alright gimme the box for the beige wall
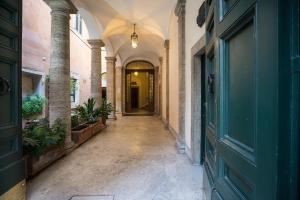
[162,0,205,151]
[184,0,205,149]
[168,13,179,133]
[22,0,93,106]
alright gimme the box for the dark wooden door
[131,87,139,108]
[204,0,278,199]
[200,54,206,164]
[0,0,24,195]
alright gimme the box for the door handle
[0,77,11,96]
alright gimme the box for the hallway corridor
[27,116,204,200]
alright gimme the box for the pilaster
[175,0,186,154]
[164,40,170,129]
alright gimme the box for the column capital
[164,40,170,49]
[88,39,105,48]
[44,0,77,14]
[175,0,186,17]
[159,57,163,63]
[105,57,117,63]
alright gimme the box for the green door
[0,0,24,195]
[204,0,278,199]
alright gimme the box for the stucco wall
[22,74,34,98]
[22,0,93,106]
[184,0,205,149]
[70,29,92,105]
[168,13,179,133]
[22,0,51,73]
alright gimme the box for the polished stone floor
[28,116,205,200]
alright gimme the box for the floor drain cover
[70,195,114,200]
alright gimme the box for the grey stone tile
[28,116,204,200]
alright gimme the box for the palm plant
[99,98,114,119]
[76,98,101,123]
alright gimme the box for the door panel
[204,0,278,199]
[0,0,24,195]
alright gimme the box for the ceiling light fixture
[131,23,138,49]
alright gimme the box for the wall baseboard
[168,124,178,139]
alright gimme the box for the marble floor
[27,116,205,200]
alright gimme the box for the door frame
[191,36,206,164]
[124,60,155,115]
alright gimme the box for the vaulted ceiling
[71,0,177,66]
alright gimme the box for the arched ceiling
[71,0,177,65]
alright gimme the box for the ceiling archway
[71,0,177,65]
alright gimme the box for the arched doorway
[124,61,155,115]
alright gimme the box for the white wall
[184,0,205,149]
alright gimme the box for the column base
[176,137,186,154]
[164,123,169,130]
[64,141,76,154]
[108,112,117,120]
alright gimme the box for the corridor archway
[124,61,155,115]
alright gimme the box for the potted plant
[23,118,66,176]
[72,98,104,143]
[22,95,46,128]
[99,98,114,125]
[71,109,92,145]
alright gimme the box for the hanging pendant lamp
[131,24,138,48]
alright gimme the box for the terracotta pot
[72,124,92,145]
[102,117,107,125]
[27,146,65,177]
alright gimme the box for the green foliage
[23,118,66,157]
[71,114,80,128]
[75,98,101,123]
[99,98,114,119]
[22,95,45,119]
[70,78,78,91]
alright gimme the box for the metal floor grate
[69,195,114,200]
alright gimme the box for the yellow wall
[131,72,149,108]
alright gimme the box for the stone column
[115,66,122,114]
[164,40,170,129]
[175,0,186,153]
[154,66,160,115]
[88,39,105,107]
[105,57,117,119]
[44,0,77,149]
[159,57,163,118]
